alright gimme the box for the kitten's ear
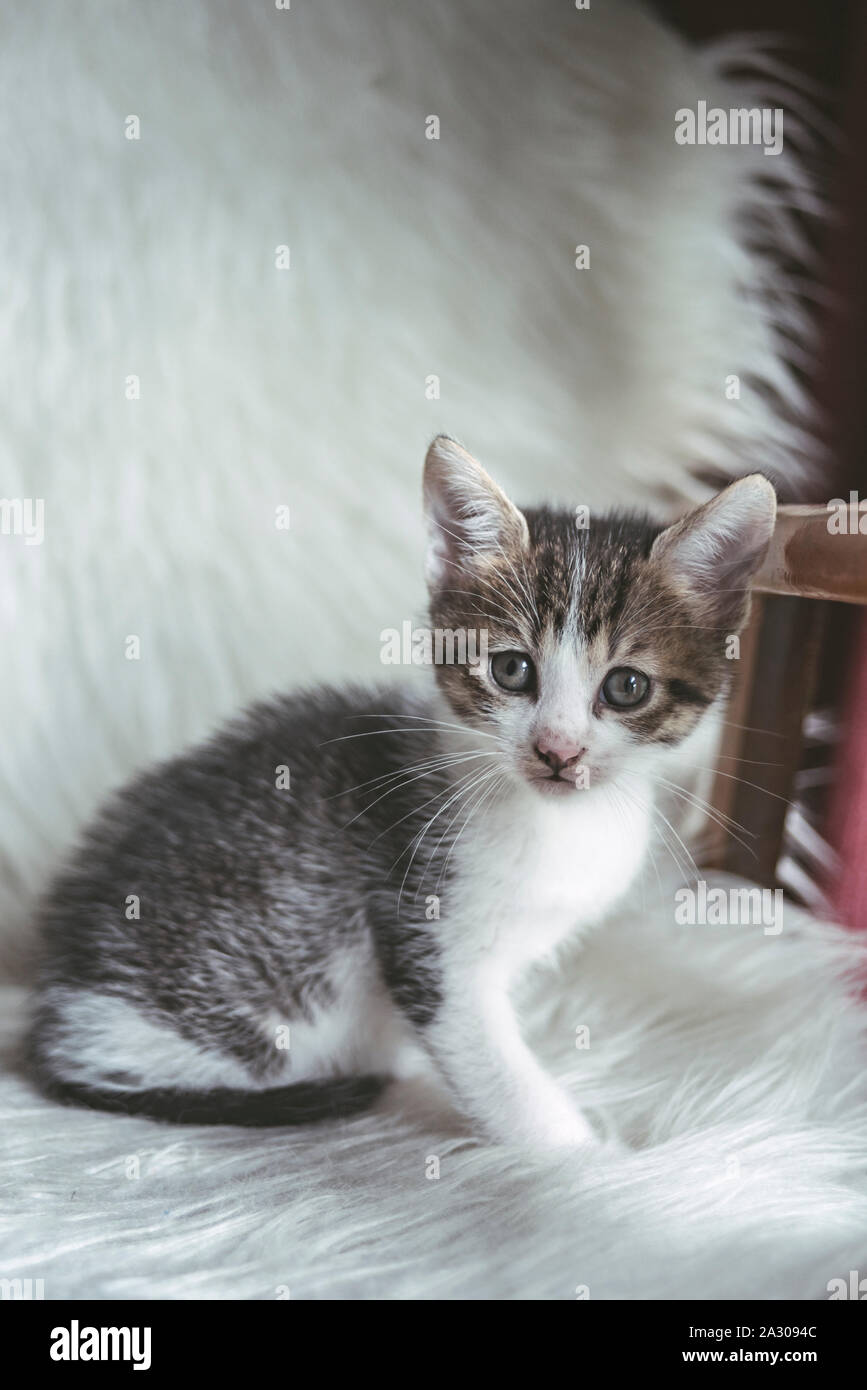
[650,474,776,628]
[423,435,529,588]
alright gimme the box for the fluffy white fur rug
[3,871,867,1300]
[1,0,859,1301]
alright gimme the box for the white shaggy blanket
[1,1,859,1301]
[3,872,867,1300]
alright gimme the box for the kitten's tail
[35,1074,387,1127]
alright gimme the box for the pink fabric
[830,610,867,931]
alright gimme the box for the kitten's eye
[490,650,536,693]
[600,667,650,709]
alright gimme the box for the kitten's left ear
[423,435,529,589]
[650,474,776,628]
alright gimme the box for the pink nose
[534,737,587,775]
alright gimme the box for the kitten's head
[423,436,776,796]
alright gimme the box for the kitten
[28,437,776,1149]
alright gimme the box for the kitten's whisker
[416,772,489,894]
[716,719,787,740]
[375,762,495,856]
[435,588,525,629]
[613,579,759,637]
[520,555,540,626]
[672,764,796,810]
[714,754,783,768]
[394,766,498,913]
[621,768,760,866]
[421,766,503,900]
[343,752,497,828]
[613,594,667,633]
[633,768,751,834]
[612,586,691,635]
[499,550,539,628]
[436,520,537,629]
[347,712,504,742]
[643,773,758,861]
[433,770,506,900]
[605,783,658,907]
[431,519,538,634]
[653,805,702,885]
[648,815,699,886]
[623,623,748,636]
[617,782,685,882]
[321,725,500,747]
[622,780,700,886]
[436,536,532,631]
[328,749,496,801]
[650,774,754,835]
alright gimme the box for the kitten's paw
[511,1104,600,1153]
[534,1116,599,1152]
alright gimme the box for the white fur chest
[447,780,652,974]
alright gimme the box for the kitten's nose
[534,738,587,774]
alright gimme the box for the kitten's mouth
[530,773,585,796]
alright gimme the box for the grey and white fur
[28,437,776,1149]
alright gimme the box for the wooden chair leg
[706,595,826,885]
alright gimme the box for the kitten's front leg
[421,971,596,1151]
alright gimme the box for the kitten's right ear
[423,436,529,589]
